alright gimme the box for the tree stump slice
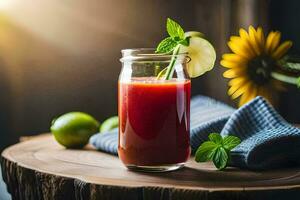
[2,134,300,200]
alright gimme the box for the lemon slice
[184,31,205,38]
[180,36,216,78]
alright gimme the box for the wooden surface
[2,134,300,200]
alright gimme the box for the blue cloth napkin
[90,95,300,170]
[221,96,300,170]
[90,95,235,155]
[189,95,235,152]
[90,128,118,155]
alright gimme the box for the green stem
[283,63,300,71]
[271,72,298,85]
[165,45,181,80]
[278,59,300,71]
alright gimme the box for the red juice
[118,78,191,167]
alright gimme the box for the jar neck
[120,48,188,64]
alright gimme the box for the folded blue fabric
[90,128,118,155]
[189,95,235,152]
[90,95,235,155]
[90,95,300,170]
[221,96,300,170]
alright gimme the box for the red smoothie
[118,77,191,166]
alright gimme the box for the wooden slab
[2,134,300,200]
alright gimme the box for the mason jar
[118,48,191,172]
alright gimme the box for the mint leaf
[195,133,241,170]
[208,133,223,144]
[223,135,241,150]
[178,38,189,46]
[156,37,178,53]
[166,18,185,39]
[212,147,228,170]
[195,141,218,162]
[155,18,187,80]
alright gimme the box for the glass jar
[118,48,191,172]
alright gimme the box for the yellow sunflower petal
[228,77,248,86]
[229,37,251,53]
[238,86,257,107]
[239,28,257,55]
[257,86,274,104]
[238,94,248,107]
[271,40,293,59]
[265,31,276,53]
[256,27,265,49]
[269,31,281,54]
[239,28,249,40]
[227,41,252,59]
[220,60,246,68]
[230,36,255,57]
[231,82,252,99]
[227,78,249,96]
[223,68,246,78]
[230,36,239,41]
[222,53,247,63]
[248,26,261,55]
[228,84,241,96]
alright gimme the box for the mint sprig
[195,133,241,170]
[167,18,185,39]
[156,37,178,54]
[155,18,188,54]
[155,18,189,80]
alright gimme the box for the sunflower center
[247,55,275,85]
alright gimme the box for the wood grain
[2,134,300,200]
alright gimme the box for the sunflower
[221,26,293,107]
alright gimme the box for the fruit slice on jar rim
[179,36,216,78]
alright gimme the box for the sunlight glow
[0,0,15,10]
[0,0,143,54]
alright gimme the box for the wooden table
[2,134,300,200]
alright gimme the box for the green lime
[100,116,119,132]
[51,112,100,148]
[179,36,216,78]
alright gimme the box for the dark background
[0,0,299,152]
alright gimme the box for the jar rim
[120,48,189,63]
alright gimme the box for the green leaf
[178,38,189,46]
[193,132,242,170]
[166,18,185,39]
[278,55,300,72]
[155,37,178,53]
[281,55,300,63]
[283,62,300,71]
[212,147,228,170]
[208,133,223,144]
[223,135,241,150]
[195,141,218,162]
[297,77,300,88]
[194,132,241,170]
